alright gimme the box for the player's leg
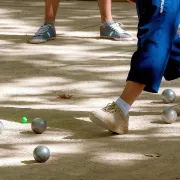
[98,0,132,41]
[98,0,112,22]
[127,0,180,93]
[29,0,59,44]
[89,0,180,134]
[45,0,59,23]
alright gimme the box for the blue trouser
[127,0,180,93]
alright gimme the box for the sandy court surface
[0,0,180,180]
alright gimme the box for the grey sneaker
[89,102,129,134]
[29,24,56,44]
[100,22,132,41]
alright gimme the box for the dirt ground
[0,1,180,180]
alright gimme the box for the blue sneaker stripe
[106,29,111,36]
[48,29,53,37]
[47,32,51,37]
[112,31,117,37]
[109,31,114,37]
[44,30,53,38]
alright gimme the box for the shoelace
[103,102,118,114]
[34,24,51,37]
[110,22,126,34]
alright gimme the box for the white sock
[115,97,131,115]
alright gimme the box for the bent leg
[127,0,180,93]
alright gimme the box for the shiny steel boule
[31,118,47,134]
[162,108,177,124]
[33,146,50,163]
[162,89,176,104]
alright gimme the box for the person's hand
[127,0,135,3]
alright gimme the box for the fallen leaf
[144,153,161,158]
[57,94,72,99]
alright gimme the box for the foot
[29,24,56,44]
[100,22,132,41]
[89,102,129,134]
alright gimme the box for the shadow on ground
[0,1,180,180]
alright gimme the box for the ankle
[116,97,131,115]
[44,21,55,26]
[102,20,114,26]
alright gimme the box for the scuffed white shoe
[89,102,129,134]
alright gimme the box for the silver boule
[31,118,47,134]
[162,108,177,124]
[33,146,50,163]
[162,89,176,104]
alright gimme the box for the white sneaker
[89,102,129,134]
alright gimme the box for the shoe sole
[28,37,56,44]
[100,36,133,41]
[89,112,128,134]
